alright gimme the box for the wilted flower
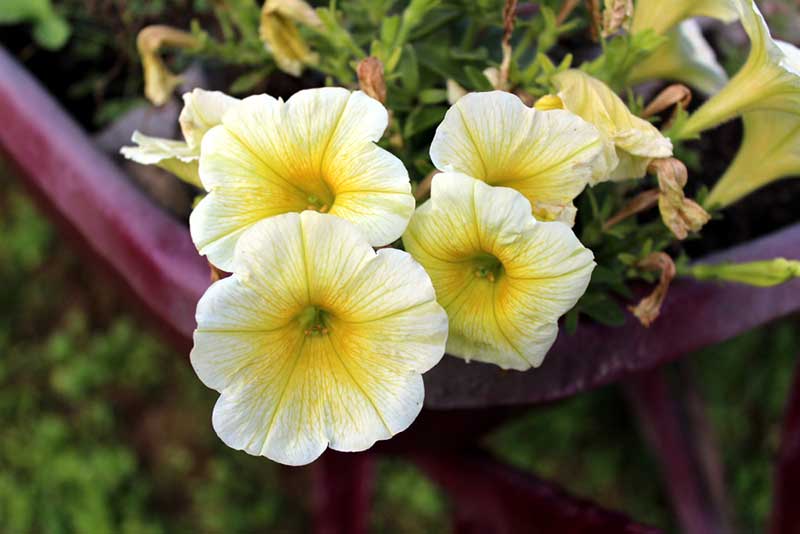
[602,0,634,38]
[629,20,729,95]
[430,91,612,223]
[259,0,322,76]
[552,69,673,182]
[630,0,738,36]
[650,158,710,239]
[629,252,676,327]
[121,89,239,187]
[705,110,800,208]
[356,57,387,103]
[192,211,448,465]
[136,25,199,106]
[689,257,800,287]
[403,173,595,370]
[190,87,415,271]
[675,0,800,140]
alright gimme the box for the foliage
[0,0,71,50]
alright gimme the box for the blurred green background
[2,0,800,532]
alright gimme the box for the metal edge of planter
[1,46,798,412]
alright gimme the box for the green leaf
[463,66,494,91]
[579,293,627,327]
[398,44,420,94]
[418,88,448,104]
[404,106,447,138]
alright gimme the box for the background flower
[403,173,595,371]
[552,69,673,182]
[192,211,448,466]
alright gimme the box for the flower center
[297,306,331,337]
[302,178,335,214]
[473,254,503,283]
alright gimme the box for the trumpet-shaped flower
[675,0,800,140]
[629,20,729,95]
[192,211,448,466]
[190,87,415,271]
[259,0,322,76]
[630,0,738,36]
[121,89,239,187]
[706,110,800,208]
[402,173,595,371]
[552,70,673,182]
[136,25,199,106]
[430,91,612,223]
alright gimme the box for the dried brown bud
[499,0,519,89]
[603,188,660,230]
[586,0,602,41]
[642,84,692,129]
[629,252,676,327]
[650,158,710,240]
[601,0,634,38]
[357,57,387,104]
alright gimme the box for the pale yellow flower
[403,173,595,371]
[259,0,322,76]
[705,110,800,208]
[552,69,673,182]
[192,211,447,465]
[631,0,738,36]
[629,20,729,95]
[675,0,800,140]
[121,89,239,188]
[430,91,612,223]
[190,87,415,271]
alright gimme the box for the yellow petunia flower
[121,89,240,187]
[675,0,800,140]
[630,0,738,36]
[552,69,673,182]
[430,91,612,224]
[190,87,415,272]
[403,173,595,371]
[705,110,800,208]
[629,20,729,95]
[259,0,322,77]
[192,211,448,466]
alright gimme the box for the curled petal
[120,131,201,187]
[553,70,673,182]
[179,89,240,150]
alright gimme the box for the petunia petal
[179,89,240,149]
[429,91,611,218]
[120,130,201,187]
